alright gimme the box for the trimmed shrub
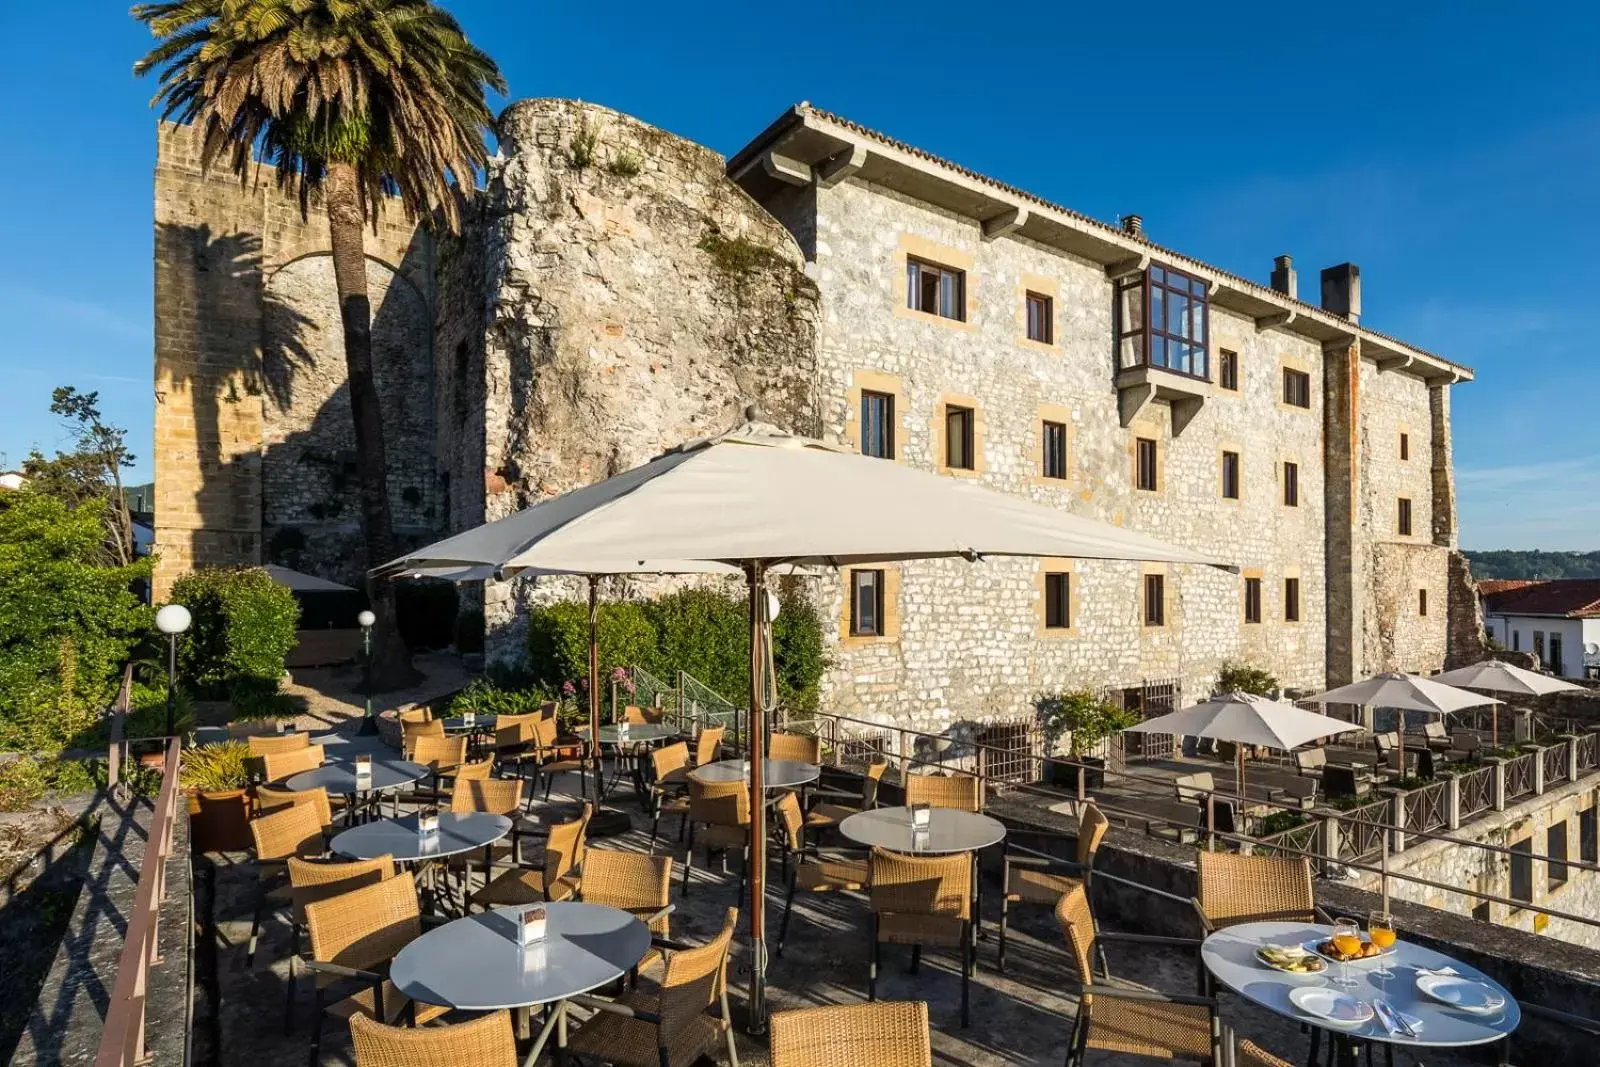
[525,600,657,694]
[646,589,748,704]
[1216,661,1280,697]
[772,593,826,714]
[228,676,307,722]
[170,567,300,698]
[124,681,197,739]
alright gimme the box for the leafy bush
[525,600,657,693]
[0,493,151,751]
[123,681,196,739]
[646,589,748,703]
[1258,810,1309,835]
[771,592,827,714]
[179,741,253,793]
[228,676,307,722]
[0,755,102,811]
[170,567,299,698]
[1034,689,1138,758]
[1216,661,1280,696]
[448,678,585,730]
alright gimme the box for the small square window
[1221,451,1240,500]
[860,390,895,460]
[1135,437,1158,492]
[1044,571,1071,629]
[849,569,885,637]
[1284,577,1301,622]
[1419,588,1428,616]
[1282,461,1299,507]
[1219,350,1239,391]
[1549,821,1569,891]
[945,405,976,470]
[1244,577,1262,624]
[1283,368,1311,408]
[1400,432,1410,461]
[1042,421,1068,480]
[1581,807,1597,864]
[1026,291,1053,344]
[907,258,965,321]
[1144,573,1165,627]
[1398,497,1413,537]
[1510,838,1533,907]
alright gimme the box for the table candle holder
[910,803,932,829]
[463,710,476,728]
[617,720,630,740]
[520,905,548,947]
[417,806,440,837]
[911,826,930,849]
[354,754,373,786]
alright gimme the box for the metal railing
[1578,731,1599,772]
[1403,779,1449,834]
[1504,751,1537,800]
[1458,763,1495,818]
[1543,741,1570,786]
[93,736,182,1067]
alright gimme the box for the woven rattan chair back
[538,701,559,720]
[769,1001,932,1067]
[261,744,325,784]
[1236,1039,1295,1067]
[495,713,538,750]
[869,848,971,921]
[403,719,446,759]
[544,803,592,886]
[397,705,433,725]
[688,777,750,828]
[248,732,311,756]
[1196,851,1315,928]
[774,791,804,850]
[350,1008,517,1067]
[1078,804,1110,866]
[769,732,821,764]
[227,720,280,739]
[450,776,523,815]
[903,773,981,813]
[694,726,725,766]
[305,869,423,979]
[652,741,690,781]
[1054,883,1098,986]
[658,907,737,1041]
[257,784,333,828]
[411,734,467,774]
[623,704,666,725]
[287,855,395,924]
[252,802,326,863]
[861,760,889,806]
[454,756,495,782]
[580,849,673,935]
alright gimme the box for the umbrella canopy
[1432,660,1586,697]
[1302,672,1497,776]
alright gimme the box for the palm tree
[134,0,505,687]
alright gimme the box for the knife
[1371,999,1400,1036]
[1380,998,1418,1038]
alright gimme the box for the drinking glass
[1330,917,1362,987]
[1368,911,1397,979]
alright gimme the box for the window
[1135,437,1159,491]
[1510,837,1533,907]
[1548,821,1569,891]
[1550,634,1565,675]
[1284,577,1301,622]
[1044,571,1071,630]
[1219,349,1238,391]
[849,569,885,637]
[1143,574,1165,627]
[1282,368,1311,408]
[1244,577,1262,624]
[1400,432,1410,461]
[906,257,965,321]
[1513,630,1521,652]
[1472,900,1492,923]
[1115,263,1209,378]
[944,405,975,470]
[1419,589,1428,616]
[1282,461,1299,507]
[1041,421,1068,480]
[1221,451,1240,500]
[1581,807,1597,865]
[1398,497,1413,536]
[860,390,895,460]
[1025,291,1053,344]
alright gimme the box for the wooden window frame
[1283,461,1299,507]
[945,404,976,471]
[1044,571,1071,630]
[1282,367,1311,408]
[1419,588,1429,616]
[1143,573,1166,627]
[1041,420,1068,480]
[1135,437,1159,492]
[1398,497,1413,537]
[1218,349,1239,391]
[1284,577,1301,623]
[1400,431,1410,461]
[849,569,886,637]
[1580,807,1597,865]
[1509,837,1533,908]
[1221,450,1241,500]
[1025,291,1054,345]
[906,256,966,322]
[1244,577,1262,625]
[1115,263,1210,379]
[860,389,895,460]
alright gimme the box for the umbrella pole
[745,561,769,1034]
[1396,711,1406,780]
[588,575,602,809]
[1236,745,1245,798]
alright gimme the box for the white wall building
[1482,580,1600,680]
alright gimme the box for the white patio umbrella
[379,415,1227,1030]
[1301,672,1496,778]
[1123,691,1356,795]
[1432,660,1584,747]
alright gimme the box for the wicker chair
[283,855,396,1031]
[472,802,590,909]
[350,1009,517,1067]
[453,755,495,782]
[249,732,312,756]
[805,760,887,836]
[1234,1037,1295,1067]
[303,870,448,1063]
[247,803,329,966]
[408,734,468,803]
[449,776,523,815]
[579,848,674,973]
[262,744,326,784]
[768,1001,931,1067]
[998,803,1109,971]
[402,718,445,760]
[769,732,821,764]
[903,772,982,813]
[649,742,693,841]
[773,792,868,956]
[257,784,335,828]
[533,716,589,802]
[566,907,740,1067]
[229,720,284,739]
[868,847,973,1027]
[693,726,725,767]
[682,777,750,899]
[622,704,667,725]
[1191,852,1322,933]
[1056,884,1222,1066]
[397,705,433,725]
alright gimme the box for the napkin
[1417,965,1460,977]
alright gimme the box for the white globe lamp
[154,603,192,738]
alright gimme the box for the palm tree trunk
[324,160,415,690]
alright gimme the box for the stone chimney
[1320,262,1361,323]
[1270,255,1297,299]
[1120,214,1144,239]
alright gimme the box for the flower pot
[188,788,253,853]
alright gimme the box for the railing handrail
[104,663,135,795]
[94,735,182,1067]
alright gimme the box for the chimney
[1270,255,1297,299]
[1120,214,1144,239]
[1320,262,1361,323]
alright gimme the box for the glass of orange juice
[1368,912,1397,978]
[1330,917,1361,986]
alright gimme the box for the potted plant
[181,741,255,852]
[1035,689,1138,789]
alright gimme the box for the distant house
[1481,579,1600,679]
[0,470,26,491]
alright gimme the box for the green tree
[22,387,138,565]
[134,0,505,687]
[1216,661,1279,696]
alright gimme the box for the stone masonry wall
[475,100,820,661]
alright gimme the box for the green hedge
[170,567,300,699]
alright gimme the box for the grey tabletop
[330,811,512,863]
[578,723,678,745]
[441,714,498,732]
[1202,921,1519,1049]
[838,806,1007,854]
[390,901,652,1011]
[284,757,428,794]
[691,758,820,790]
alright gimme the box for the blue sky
[1,1,1595,549]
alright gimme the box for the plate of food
[1305,937,1394,965]
[1255,943,1328,977]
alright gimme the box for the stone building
[151,98,1478,729]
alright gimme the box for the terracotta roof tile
[1476,579,1541,597]
[1483,579,1600,618]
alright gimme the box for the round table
[1201,921,1518,1066]
[838,806,1007,854]
[285,757,428,795]
[390,901,651,1058]
[578,723,678,745]
[330,811,512,863]
[691,758,820,790]
[441,714,498,733]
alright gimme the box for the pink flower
[561,680,577,698]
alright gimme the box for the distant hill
[1465,550,1600,580]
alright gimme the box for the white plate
[1289,987,1375,1028]
[1416,973,1506,1014]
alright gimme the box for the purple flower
[561,680,577,698]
